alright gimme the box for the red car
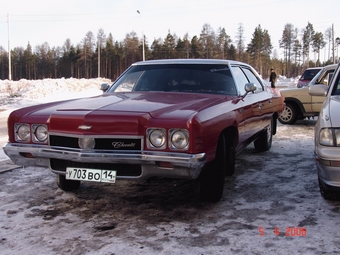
[4,59,284,202]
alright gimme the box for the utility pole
[7,13,12,80]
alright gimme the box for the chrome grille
[49,135,142,151]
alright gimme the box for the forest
[0,22,339,81]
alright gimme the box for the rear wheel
[199,135,227,202]
[254,118,273,152]
[278,102,298,124]
[57,174,81,191]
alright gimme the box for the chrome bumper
[315,152,340,188]
[3,143,206,180]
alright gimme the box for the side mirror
[308,85,328,97]
[241,83,257,98]
[100,83,110,92]
[245,83,257,93]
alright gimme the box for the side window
[231,66,248,95]
[320,71,334,86]
[241,67,264,92]
[332,71,340,95]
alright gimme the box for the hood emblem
[78,125,92,130]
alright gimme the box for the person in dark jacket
[269,68,277,88]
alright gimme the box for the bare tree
[81,31,95,78]
[199,23,216,58]
[235,23,245,61]
[325,27,332,61]
[123,31,140,66]
[97,28,106,78]
[336,37,340,60]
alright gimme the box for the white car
[309,62,340,199]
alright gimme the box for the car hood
[15,92,229,134]
[279,87,308,96]
[29,92,226,118]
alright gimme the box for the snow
[0,77,112,161]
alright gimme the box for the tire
[254,118,273,152]
[57,174,81,191]
[199,135,226,202]
[278,102,298,124]
[318,177,337,200]
[225,140,235,176]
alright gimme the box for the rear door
[231,65,272,141]
[240,66,273,130]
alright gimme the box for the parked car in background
[3,59,284,202]
[309,62,340,199]
[279,64,337,124]
[297,67,322,88]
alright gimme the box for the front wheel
[278,102,298,124]
[318,177,337,200]
[57,174,81,191]
[199,135,226,202]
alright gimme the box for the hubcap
[279,106,292,121]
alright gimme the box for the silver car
[309,62,340,199]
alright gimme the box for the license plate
[66,167,116,183]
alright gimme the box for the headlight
[147,128,166,149]
[320,128,340,146]
[33,124,48,143]
[15,124,30,142]
[169,129,189,150]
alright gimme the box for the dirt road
[1,120,340,254]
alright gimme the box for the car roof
[322,64,338,70]
[131,59,246,66]
[305,67,322,70]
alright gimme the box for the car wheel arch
[279,98,305,124]
[284,97,305,116]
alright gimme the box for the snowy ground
[0,77,112,162]
[2,117,338,254]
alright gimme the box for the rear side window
[231,66,248,95]
[300,69,321,80]
[241,67,264,92]
[231,66,263,95]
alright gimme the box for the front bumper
[315,151,340,189]
[3,143,206,180]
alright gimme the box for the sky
[1,0,340,61]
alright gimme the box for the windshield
[107,64,238,95]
